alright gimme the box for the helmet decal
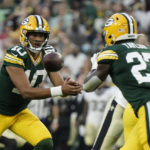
[105,18,114,27]
[21,18,29,25]
[121,13,134,34]
[35,15,44,29]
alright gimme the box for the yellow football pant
[121,103,150,150]
[123,104,138,141]
[0,108,52,146]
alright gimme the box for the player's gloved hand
[91,53,99,70]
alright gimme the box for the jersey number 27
[126,52,150,84]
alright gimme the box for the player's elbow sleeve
[83,76,102,92]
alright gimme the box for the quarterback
[0,15,81,150]
[84,12,150,150]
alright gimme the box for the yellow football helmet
[20,15,50,53]
[104,13,139,46]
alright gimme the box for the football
[43,52,63,72]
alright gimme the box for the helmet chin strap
[28,39,47,53]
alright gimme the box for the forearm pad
[83,75,102,92]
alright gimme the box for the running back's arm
[83,64,110,92]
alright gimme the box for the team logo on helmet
[105,19,114,27]
[21,18,29,25]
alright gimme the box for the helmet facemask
[26,32,49,53]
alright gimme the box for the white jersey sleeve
[114,86,128,108]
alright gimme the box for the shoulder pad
[4,45,27,68]
[97,47,118,64]
[7,45,27,57]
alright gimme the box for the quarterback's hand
[44,45,57,54]
[91,53,99,70]
[62,77,82,96]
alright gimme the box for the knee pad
[33,138,53,150]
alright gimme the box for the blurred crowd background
[0,0,150,150]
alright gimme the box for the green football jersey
[97,41,150,113]
[0,45,56,115]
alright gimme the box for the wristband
[50,86,63,97]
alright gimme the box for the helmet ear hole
[108,35,112,39]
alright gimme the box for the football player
[0,15,81,150]
[83,12,150,150]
